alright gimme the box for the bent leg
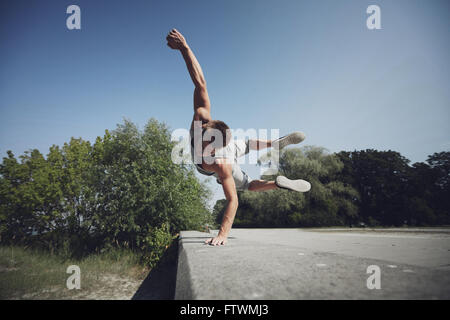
[248,139,272,151]
[248,180,278,192]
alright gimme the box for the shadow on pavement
[131,239,179,300]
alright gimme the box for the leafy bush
[215,146,359,227]
[0,119,211,264]
[215,147,450,228]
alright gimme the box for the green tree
[86,119,211,264]
[215,146,359,227]
[338,150,420,226]
[1,118,212,266]
[423,152,450,224]
[0,149,66,245]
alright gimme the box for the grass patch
[0,246,151,300]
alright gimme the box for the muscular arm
[166,29,211,121]
[184,46,211,119]
[180,47,207,91]
[204,161,238,246]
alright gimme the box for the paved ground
[175,228,450,299]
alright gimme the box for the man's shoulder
[212,159,234,177]
[202,159,233,175]
[193,107,211,123]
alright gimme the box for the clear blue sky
[1,0,449,205]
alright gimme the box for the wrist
[180,44,190,53]
[218,228,229,238]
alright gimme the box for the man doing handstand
[166,29,311,246]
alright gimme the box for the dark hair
[202,120,231,148]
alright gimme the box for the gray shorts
[190,138,253,191]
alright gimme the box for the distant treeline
[0,119,211,265]
[1,119,449,263]
[214,147,450,227]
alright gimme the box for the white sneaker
[272,132,306,150]
[276,176,311,192]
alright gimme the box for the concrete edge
[174,233,195,300]
[304,227,450,234]
[173,228,450,300]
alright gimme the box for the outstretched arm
[205,161,238,246]
[166,29,211,119]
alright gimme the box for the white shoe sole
[276,176,311,192]
[273,132,306,150]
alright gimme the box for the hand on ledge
[205,234,228,246]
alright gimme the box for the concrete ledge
[305,227,450,234]
[175,229,450,299]
[173,235,195,300]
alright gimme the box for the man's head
[201,120,231,150]
[202,120,231,154]
[191,119,232,162]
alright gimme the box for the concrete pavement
[175,228,450,299]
